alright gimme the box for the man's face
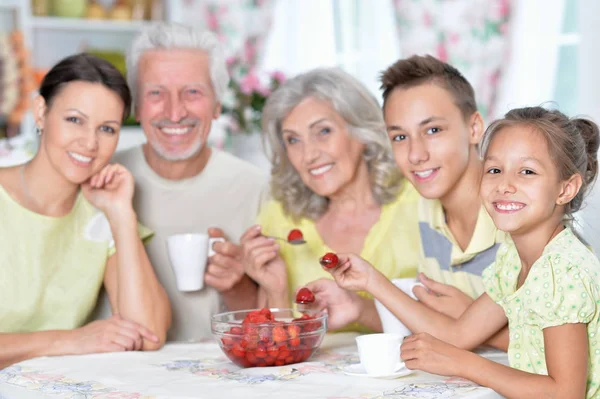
[135,48,221,161]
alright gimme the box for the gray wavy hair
[263,67,403,221]
[126,23,229,105]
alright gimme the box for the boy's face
[384,83,481,200]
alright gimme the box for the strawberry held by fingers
[319,252,339,269]
[295,287,315,304]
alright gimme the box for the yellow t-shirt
[0,185,152,333]
[418,198,508,298]
[258,182,421,305]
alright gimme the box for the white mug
[166,233,225,292]
[374,278,425,336]
[356,333,403,376]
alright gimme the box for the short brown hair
[380,55,477,120]
[481,106,599,218]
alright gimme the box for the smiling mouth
[159,126,194,135]
[493,201,526,212]
[310,164,333,176]
[68,151,93,165]
[412,168,439,180]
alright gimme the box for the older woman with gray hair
[240,68,421,331]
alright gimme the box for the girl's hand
[324,253,378,292]
[401,332,466,377]
[82,164,134,219]
[302,278,364,330]
[241,225,288,296]
[63,315,159,355]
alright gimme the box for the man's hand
[204,227,245,292]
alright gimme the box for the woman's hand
[82,163,135,219]
[62,315,160,355]
[401,332,466,377]
[241,225,288,298]
[303,278,364,330]
[324,253,379,293]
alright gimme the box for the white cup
[374,278,425,336]
[355,333,403,376]
[166,233,225,292]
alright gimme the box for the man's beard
[149,118,205,161]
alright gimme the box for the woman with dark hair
[0,53,171,368]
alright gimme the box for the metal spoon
[266,235,307,245]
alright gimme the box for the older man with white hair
[114,23,266,341]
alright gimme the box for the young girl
[325,106,600,398]
[0,53,171,368]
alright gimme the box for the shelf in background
[31,16,158,32]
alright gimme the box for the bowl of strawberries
[211,307,327,368]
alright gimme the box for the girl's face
[36,81,123,185]
[480,125,579,236]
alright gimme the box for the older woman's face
[281,97,366,198]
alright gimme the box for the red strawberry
[259,308,274,321]
[287,229,304,242]
[287,324,301,339]
[319,252,339,269]
[295,287,315,304]
[231,342,245,358]
[272,326,288,343]
[229,326,243,335]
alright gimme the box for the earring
[35,126,42,136]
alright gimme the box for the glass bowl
[211,308,327,368]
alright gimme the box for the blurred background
[1,0,599,251]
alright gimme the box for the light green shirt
[0,184,151,333]
[483,227,600,398]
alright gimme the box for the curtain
[392,0,511,119]
[179,0,275,68]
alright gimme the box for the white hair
[263,67,403,220]
[126,23,229,104]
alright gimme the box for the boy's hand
[324,253,378,292]
[302,279,364,330]
[413,273,474,320]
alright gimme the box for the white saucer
[342,362,414,379]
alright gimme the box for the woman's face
[36,81,123,184]
[280,97,366,198]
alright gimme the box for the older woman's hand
[302,279,363,330]
[241,225,288,302]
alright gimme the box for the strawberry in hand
[319,252,339,269]
[295,287,315,304]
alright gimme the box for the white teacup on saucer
[355,333,404,376]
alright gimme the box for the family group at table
[1,22,600,399]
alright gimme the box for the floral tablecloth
[0,333,506,399]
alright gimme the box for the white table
[0,333,507,399]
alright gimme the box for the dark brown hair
[481,106,599,217]
[380,55,477,120]
[39,53,131,121]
